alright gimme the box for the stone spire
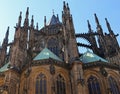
[105,18,114,35]
[18,12,22,27]
[94,13,103,35]
[36,23,38,30]
[30,15,34,28]
[87,20,92,33]
[44,16,46,27]
[63,1,70,15]
[94,13,100,26]
[2,27,9,47]
[24,7,29,27]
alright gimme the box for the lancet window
[108,76,120,94]
[87,75,101,94]
[36,73,47,94]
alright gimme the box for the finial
[31,15,34,27]
[105,18,111,29]
[63,1,66,6]
[26,7,29,15]
[105,18,114,35]
[44,16,46,26]
[63,1,66,9]
[94,13,104,35]
[18,11,22,27]
[62,11,64,14]
[7,26,9,32]
[24,7,29,27]
[5,26,9,39]
[56,14,60,23]
[36,23,38,30]
[57,14,59,19]
[94,13,100,25]
[87,20,92,32]
[67,3,69,10]
[25,7,29,19]
[3,26,9,45]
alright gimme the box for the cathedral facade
[0,1,120,94]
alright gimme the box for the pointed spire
[6,27,9,39]
[44,16,46,27]
[24,7,29,27]
[2,27,9,47]
[57,14,59,21]
[63,1,66,9]
[63,1,67,14]
[67,3,70,14]
[67,3,70,10]
[36,23,38,30]
[94,13,103,35]
[87,20,92,32]
[94,13,100,26]
[105,18,114,35]
[0,42,1,45]
[48,14,61,26]
[26,7,29,19]
[18,11,22,27]
[31,15,34,28]
[63,1,70,15]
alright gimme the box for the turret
[62,1,79,63]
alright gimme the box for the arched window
[36,73,47,94]
[87,75,101,94]
[108,76,120,94]
[55,74,66,94]
[48,38,59,56]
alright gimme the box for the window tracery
[108,76,120,94]
[55,74,66,94]
[87,75,101,94]
[36,73,47,94]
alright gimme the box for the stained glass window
[55,74,66,94]
[48,38,59,56]
[87,75,101,94]
[108,76,120,94]
[36,73,47,94]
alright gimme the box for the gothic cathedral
[0,1,120,94]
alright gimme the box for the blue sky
[0,0,120,53]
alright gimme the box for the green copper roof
[80,51,108,63]
[0,62,10,72]
[33,48,63,62]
